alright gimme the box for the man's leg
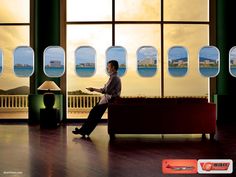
[74,103,108,135]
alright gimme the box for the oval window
[229,46,236,77]
[75,46,96,77]
[168,46,188,77]
[44,46,65,77]
[137,46,157,77]
[199,46,220,77]
[13,46,34,77]
[106,46,127,77]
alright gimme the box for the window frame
[64,0,216,98]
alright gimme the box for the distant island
[169,57,187,68]
[119,64,126,68]
[76,63,95,68]
[138,58,156,68]
[199,57,218,68]
[230,58,236,68]
[45,60,64,68]
[14,64,33,68]
[68,90,94,95]
[0,86,29,95]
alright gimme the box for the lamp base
[43,92,55,109]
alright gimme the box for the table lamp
[37,81,61,109]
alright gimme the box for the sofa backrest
[112,97,208,105]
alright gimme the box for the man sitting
[72,60,122,137]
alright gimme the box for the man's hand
[86,87,94,92]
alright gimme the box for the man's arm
[86,76,119,94]
[86,87,102,93]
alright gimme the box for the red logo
[200,162,230,171]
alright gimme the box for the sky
[106,46,126,65]
[67,0,112,21]
[14,46,34,65]
[75,47,95,65]
[168,47,188,61]
[229,47,236,60]
[0,0,29,23]
[44,47,65,66]
[137,46,157,61]
[199,46,219,60]
[0,0,29,89]
[0,0,210,96]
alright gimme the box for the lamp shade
[37,81,61,109]
[37,81,61,91]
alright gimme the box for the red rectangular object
[162,159,198,174]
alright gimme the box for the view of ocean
[138,68,157,77]
[117,68,126,77]
[9,67,236,78]
[14,68,33,77]
[168,68,188,77]
[45,68,64,77]
[199,68,219,77]
[76,68,95,77]
[230,68,236,76]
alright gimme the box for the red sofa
[108,97,216,140]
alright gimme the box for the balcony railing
[0,95,101,115]
[0,95,28,112]
[68,95,101,113]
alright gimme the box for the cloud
[0,1,29,23]
[116,0,160,21]
[164,0,208,21]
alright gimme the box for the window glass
[67,25,112,118]
[67,0,112,21]
[0,26,29,90]
[199,46,220,77]
[0,49,2,75]
[106,46,126,77]
[115,0,161,21]
[229,46,236,77]
[0,0,29,23]
[116,24,161,97]
[66,1,211,119]
[0,26,29,119]
[168,46,188,77]
[137,46,157,77]
[75,46,96,77]
[13,46,34,77]
[67,25,112,91]
[164,24,209,97]
[44,46,65,77]
[164,0,209,21]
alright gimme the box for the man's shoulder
[113,75,121,80]
[111,73,120,79]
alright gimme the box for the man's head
[107,60,119,74]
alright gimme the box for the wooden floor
[0,123,235,177]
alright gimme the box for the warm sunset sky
[0,0,210,97]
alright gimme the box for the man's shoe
[72,128,86,137]
[74,127,80,131]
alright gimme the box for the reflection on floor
[0,123,235,177]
